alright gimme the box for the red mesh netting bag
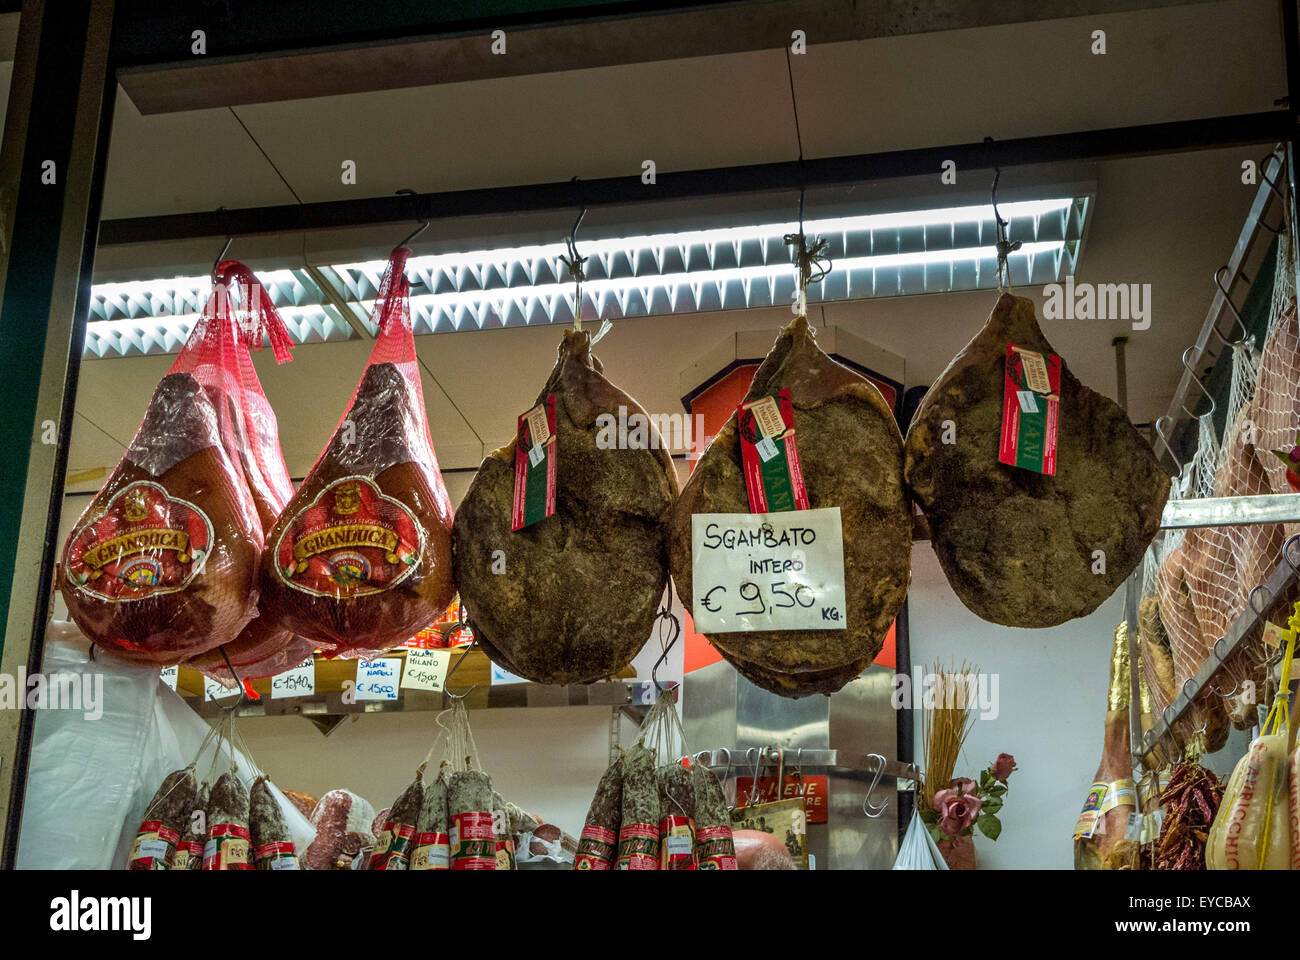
[258,246,455,656]
[187,261,309,683]
[58,267,267,666]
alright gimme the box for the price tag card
[203,675,239,702]
[490,662,528,685]
[402,649,452,692]
[690,508,846,632]
[271,658,316,699]
[355,658,401,701]
[159,666,178,691]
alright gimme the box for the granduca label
[274,475,424,598]
[63,480,214,602]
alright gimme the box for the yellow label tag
[1262,620,1287,648]
[746,395,787,439]
[525,403,551,446]
[1012,345,1052,394]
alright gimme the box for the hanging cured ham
[186,261,306,683]
[452,327,678,684]
[667,315,912,699]
[258,247,456,656]
[904,293,1168,628]
[59,272,265,666]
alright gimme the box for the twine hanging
[990,166,1021,293]
[783,232,831,320]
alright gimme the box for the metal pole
[96,111,1293,246]
[0,0,117,867]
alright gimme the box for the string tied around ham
[215,259,295,364]
[559,205,588,332]
[986,148,1022,292]
[783,232,830,321]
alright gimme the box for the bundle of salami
[125,715,307,871]
[575,688,736,871]
[354,698,573,870]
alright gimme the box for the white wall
[907,544,1247,869]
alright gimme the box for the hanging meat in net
[59,280,264,666]
[259,247,456,656]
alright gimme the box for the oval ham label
[64,480,214,602]
[273,475,424,598]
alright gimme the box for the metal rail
[1133,537,1300,767]
[96,111,1293,246]
[1152,146,1287,471]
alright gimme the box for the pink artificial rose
[993,753,1017,783]
[932,787,983,837]
[950,777,979,798]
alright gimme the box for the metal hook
[1250,583,1275,617]
[1212,267,1253,345]
[651,591,681,694]
[212,236,233,283]
[862,753,889,819]
[394,188,429,249]
[1261,151,1287,201]
[1284,534,1300,577]
[1253,152,1287,234]
[444,641,478,701]
[1180,346,1217,420]
[1154,415,1184,474]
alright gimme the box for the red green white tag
[737,390,809,512]
[512,395,557,531]
[998,344,1060,475]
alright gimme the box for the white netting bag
[1253,228,1300,518]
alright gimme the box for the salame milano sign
[690,508,846,633]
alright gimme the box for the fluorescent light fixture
[83,197,1089,357]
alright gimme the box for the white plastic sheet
[891,809,950,870]
[17,621,313,869]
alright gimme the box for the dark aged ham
[259,248,455,656]
[452,328,678,684]
[667,315,911,698]
[904,293,1167,627]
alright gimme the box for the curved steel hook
[651,599,682,694]
[1249,583,1275,618]
[1154,415,1184,474]
[1257,152,1287,233]
[1212,266,1253,345]
[394,188,430,249]
[444,641,479,701]
[1180,346,1217,421]
[1283,534,1300,577]
[212,236,233,283]
[861,753,889,819]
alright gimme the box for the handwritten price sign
[401,649,451,692]
[271,658,316,699]
[355,658,401,701]
[690,508,846,633]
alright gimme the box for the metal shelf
[696,748,919,788]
